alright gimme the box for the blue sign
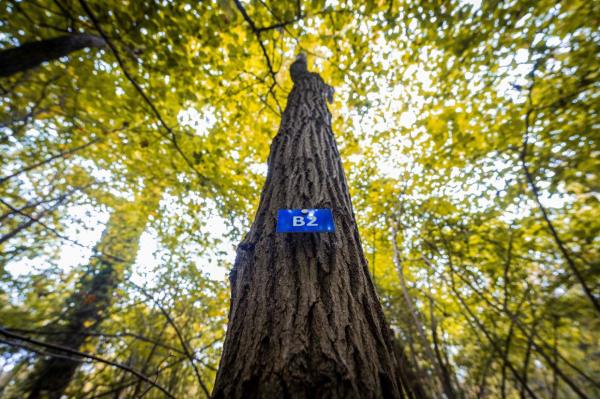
[276,209,335,233]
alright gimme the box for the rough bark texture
[22,193,157,399]
[212,63,413,398]
[0,34,105,77]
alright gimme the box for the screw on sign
[276,209,335,233]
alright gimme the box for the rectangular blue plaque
[276,209,335,233]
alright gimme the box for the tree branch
[0,327,176,399]
[0,195,87,248]
[519,73,599,314]
[0,138,100,186]
[0,34,105,77]
[127,281,211,398]
[233,0,283,114]
[77,0,207,184]
[430,234,599,394]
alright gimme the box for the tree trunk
[212,58,414,398]
[429,297,458,399]
[21,190,158,399]
[0,34,105,77]
[391,225,449,398]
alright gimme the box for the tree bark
[0,34,105,77]
[21,191,158,399]
[212,61,414,398]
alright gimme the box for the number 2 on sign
[292,213,318,227]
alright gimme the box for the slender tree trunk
[212,58,415,398]
[21,189,158,399]
[393,341,430,399]
[0,34,105,77]
[404,313,427,394]
[429,297,458,399]
[391,226,452,398]
[520,329,535,399]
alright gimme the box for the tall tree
[212,55,414,399]
[19,187,159,399]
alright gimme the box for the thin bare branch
[127,281,211,398]
[0,327,176,399]
[233,0,283,114]
[519,77,599,314]
[77,0,207,184]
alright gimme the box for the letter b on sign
[292,216,305,226]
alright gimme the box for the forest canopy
[0,0,598,398]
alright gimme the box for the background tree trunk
[21,189,158,399]
[0,34,105,77]
[212,63,414,398]
[392,225,455,399]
